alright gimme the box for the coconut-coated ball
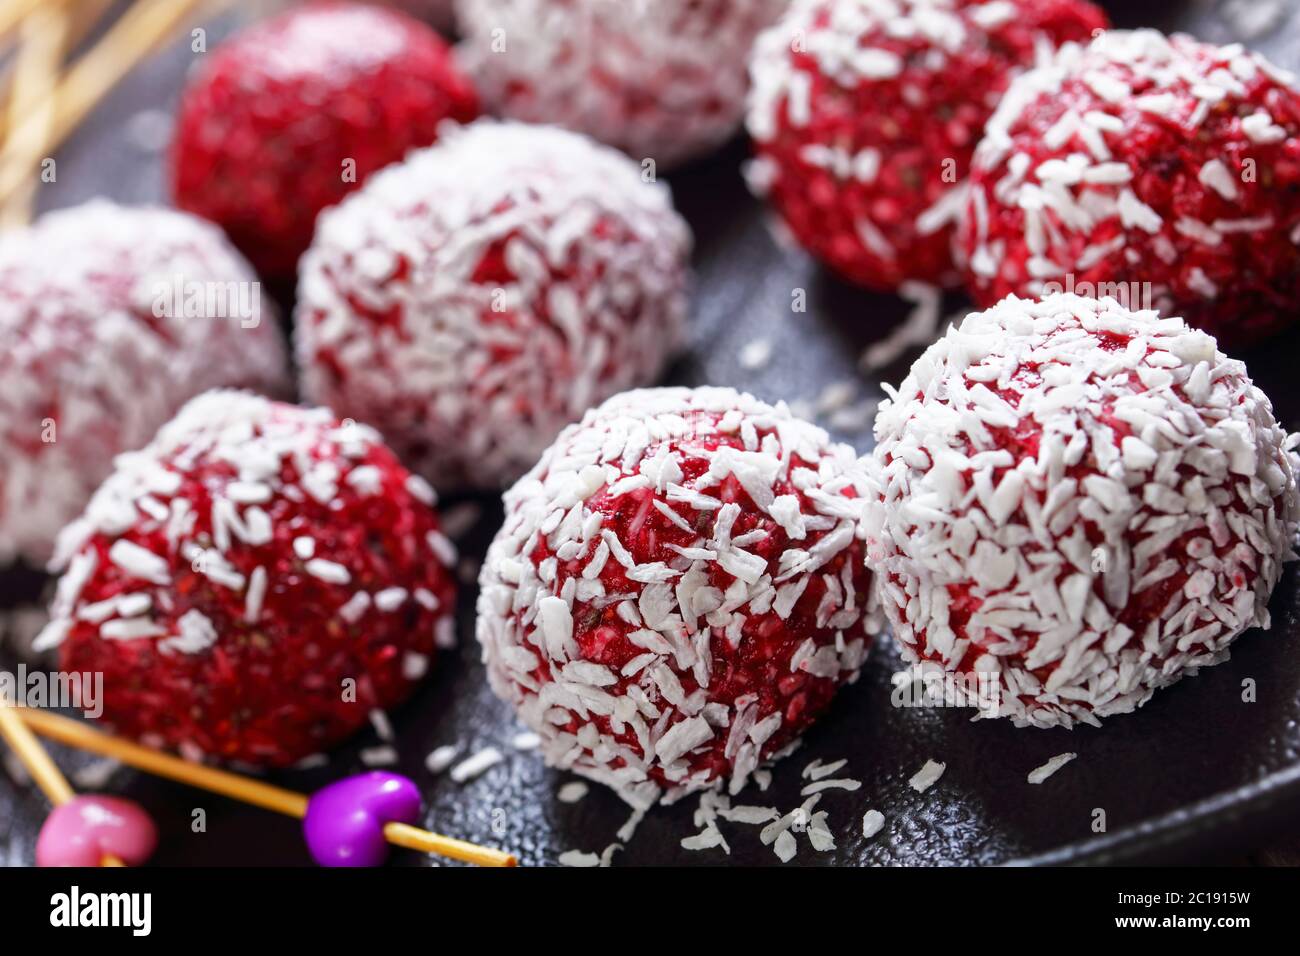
[39,391,458,767]
[959,29,1300,347]
[746,0,1106,290]
[170,0,479,278]
[477,387,881,808]
[0,202,288,568]
[863,293,1299,728]
[455,0,786,169]
[295,120,691,491]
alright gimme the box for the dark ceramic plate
[3,0,1300,867]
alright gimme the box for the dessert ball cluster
[455,0,786,169]
[746,0,1106,290]
[40,391,457,767]
[296,120,692,492]
[170,0,478,278]
[0,202,287,568]
[478,387,881,807]
[864,294,1299,728]
[959,29,1300,346]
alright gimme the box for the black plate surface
[3,0,1300,867]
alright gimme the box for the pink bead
[36,795,158,867]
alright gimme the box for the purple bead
[303,771,421,867]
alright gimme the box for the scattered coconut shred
[511,731,541,751]
[438,501,484,540]
[558,781,589,804]
[862,809,885,839]
[424,744,460,775]
[368,709,395,742]
[557,752,870,866]
[672,755,862,863]
[450,747,504,784]
[359,745,399,768]
[553,744,959,865]
[738,338,773,371]
[909,760,946,793]
[859,282,948,373]
[1028,752,1078,784]
[71,758,122,790]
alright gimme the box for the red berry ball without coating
[39,391,458,767]
[863,294,1299,729]
[958,30,1300,347]
[0,201,288,568]
[746,0,1106,290]
[169,1,479,279]
[477,387,882,808]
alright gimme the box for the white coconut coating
[478,386,881,809]
[960,29,1300,343]
[295,120,691,491]
[454,0,787,168]
[864,293,1299,727]
[0,201,288,567]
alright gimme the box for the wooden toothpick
[0,0,70,226]
[0,0,48,44]
[0,703,125,866]
[0,0,215,208]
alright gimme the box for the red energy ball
[455,0,787,169]
[169,0,479,279]
[40,391,458,767]
[295,120,692,492]
[959,30,1300,347]
[477,387,881,808]
[745,0,1106,290]
[0,201,288,568]
[863,294,1299,728]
